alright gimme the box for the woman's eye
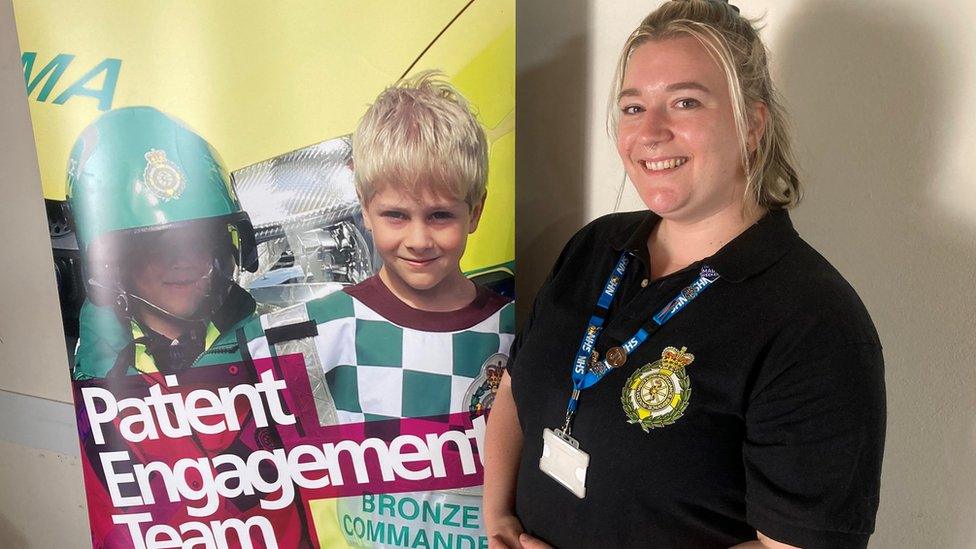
[621,105,644,115]
[675,98,701,109]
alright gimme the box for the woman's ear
[748,101,768,153]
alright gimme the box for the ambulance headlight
[231,136,375,310]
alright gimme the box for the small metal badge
[143,148,186,201]
[621,346,694,432]
[605,346,627,368]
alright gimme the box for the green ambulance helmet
[66,106,257,308]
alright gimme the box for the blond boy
[246,71,515,546]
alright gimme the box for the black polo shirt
[508,209,885,549]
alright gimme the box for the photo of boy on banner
[63,73,511,547]
[237,72,515,547]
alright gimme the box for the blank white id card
[539,428,590,498]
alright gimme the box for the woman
[484,1,885,548]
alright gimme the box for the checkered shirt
[249,288,515,424]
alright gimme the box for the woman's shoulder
[556,211,650,259]
[539,211,650,282]
[768,236,882,349]
[573,210,649,242]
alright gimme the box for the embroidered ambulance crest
[621,346,694,432]
[467,353,506,418]
[143,149,186,200]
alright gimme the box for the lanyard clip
[561,411,574,435]
[562,388,581,434]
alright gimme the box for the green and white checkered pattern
[249,289,515,425]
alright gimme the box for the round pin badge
[605,346,627,368]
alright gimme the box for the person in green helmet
[68,107,314,546]
[67,106,260,379]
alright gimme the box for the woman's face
[616,36,755,223]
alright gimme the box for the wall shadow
[515,0,590,321]
[0,512,28,547]
[777,4,974,547]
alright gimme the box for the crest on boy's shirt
[466,353,507,418]
[622,346,694,432]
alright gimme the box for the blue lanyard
[561,252,720,433]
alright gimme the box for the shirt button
[641,278,649,288]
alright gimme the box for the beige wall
[1,0,974,546]
[0,0,88,546]
[0,1,70,402]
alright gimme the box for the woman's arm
[484,371,525,549]
[731,531,800,549]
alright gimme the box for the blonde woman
[485,1,885,548]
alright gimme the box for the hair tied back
[691,0,741,13]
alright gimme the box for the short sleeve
[744,342,886,549]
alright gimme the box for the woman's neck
[648,203,765,281]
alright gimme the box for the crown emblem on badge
[144,149,168,164]
[661,346,694,370]
[467,353,507,419]
[621,346,695,432]
[143,148,186,201]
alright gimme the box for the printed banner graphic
[13,1,514,547]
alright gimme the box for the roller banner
[12,1,514,547]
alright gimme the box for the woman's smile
[639,156,689,173]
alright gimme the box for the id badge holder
[539,428,590,499]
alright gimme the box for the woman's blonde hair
[610,0,801,209]
[353,70,488,208]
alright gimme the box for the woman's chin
[638,192,687,218]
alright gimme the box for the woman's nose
[639,108,673,147]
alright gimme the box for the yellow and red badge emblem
[621,346,694,432]
[143,148,186,201]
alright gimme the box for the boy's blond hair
[352,71,489,208]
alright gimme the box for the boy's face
[127,228,215,319]
[362,184,483,299]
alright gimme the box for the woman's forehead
[622,36,728,93]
